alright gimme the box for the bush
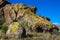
[1,23,8,33]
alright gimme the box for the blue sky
[7,0,60,25]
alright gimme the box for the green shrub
[1,23,8,33]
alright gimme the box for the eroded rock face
[4,4,13,25]
[0,0,11,25]
[0,0,59,38]
[0,0,11,8]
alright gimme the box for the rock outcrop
[0,0,59,38]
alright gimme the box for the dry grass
[0,30,60,40]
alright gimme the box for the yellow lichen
[11,22,19,32]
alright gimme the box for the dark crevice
[35,24,59,34]
[35,25,43,32]
[13,11,17,22]
[21,27,27,38]
[49,27,59,34]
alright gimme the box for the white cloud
[53,22,60,26]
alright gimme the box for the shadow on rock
[21,27,33,38]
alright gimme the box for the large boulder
[6,22,23,38]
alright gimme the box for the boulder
[6,22,23,38]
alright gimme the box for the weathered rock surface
[0,0,59,38]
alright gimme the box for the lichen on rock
[6,22,23,38]
[11,22,19,32]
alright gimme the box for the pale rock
[4,4,12,25]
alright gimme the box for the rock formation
[0,0,59,38]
